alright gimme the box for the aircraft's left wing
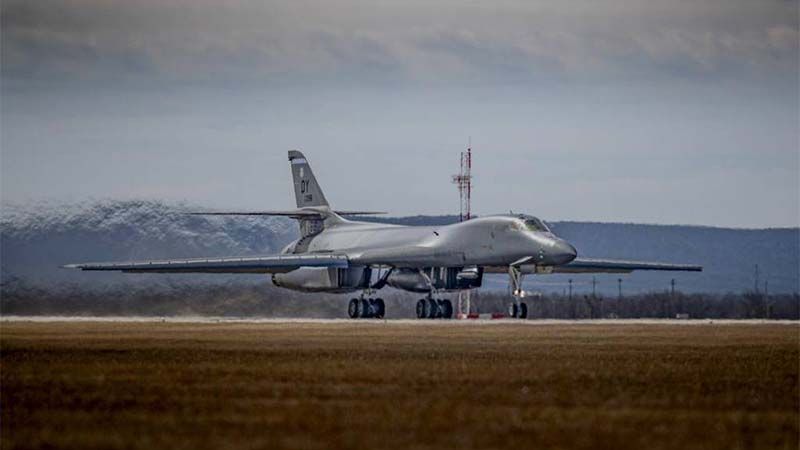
[62,254,348,274]
[553,258,702,274]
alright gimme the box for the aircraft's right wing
[62,254,348,274]
[553,258,702,274]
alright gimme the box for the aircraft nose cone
[552,240,577,265]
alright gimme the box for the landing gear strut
[413,268,453,320]
[508,265,529,319]
[415,297,453,319]
[348,297,385,319]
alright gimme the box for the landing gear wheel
[519,302,528,319]
[436,299,446,319]
[360,298,373,318]
[427,298,439,319]
[441,299,453,319]
[509,303,519,318]
[348,298,360,319]
[372,298,385,319]
[416,299,427,319]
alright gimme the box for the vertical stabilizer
[288,150,329,208]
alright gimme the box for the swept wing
[63,254,348,274]
[553,257,702,274]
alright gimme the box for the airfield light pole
[754,264,760,294]
[453,142,474,317]
[670,278,678,317]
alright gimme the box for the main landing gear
[508,265,529,319]
[415,297,453,319]
[348,297,385,319]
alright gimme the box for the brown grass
[2,321,798,450]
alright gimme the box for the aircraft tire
[441,299,453,319]
[519,302,528,319]
[348,298,360,319]
[360,299,373,318]
[416,299,427,319]
[373,298,386,319]
[427,298,439,319]
[509,303,519,318]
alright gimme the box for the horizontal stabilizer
[333,211,386,216]
[189,209,386,218]
[189,209,322,218]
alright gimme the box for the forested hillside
[1,200,797,318]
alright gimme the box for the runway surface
[3,315,797,325]
[2,320,798,450]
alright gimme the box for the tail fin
[288,150,329,208]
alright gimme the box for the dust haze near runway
[2,321,797,450]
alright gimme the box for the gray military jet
[65,150,701,319]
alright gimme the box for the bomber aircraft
[65,151,701,319]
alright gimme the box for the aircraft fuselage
[295,215,577,269]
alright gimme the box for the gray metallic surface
[63,254,348,274]
[295,213,578,269]
[271,266,369,293]
[554,258,703,273]
[65,150,702,295]
[289,150,328,208]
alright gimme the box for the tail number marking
[300,179,313,202]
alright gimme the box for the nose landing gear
[508,302,528,319]
[508,264,529,319]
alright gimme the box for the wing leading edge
[62,254,348,274]
[553,257,702,274]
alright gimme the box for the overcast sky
[2,0,798,227]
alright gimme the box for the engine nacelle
[385,268,430,292]
[272,266,370,293]
[385,267,483,293]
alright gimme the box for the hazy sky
[2,0,798,227]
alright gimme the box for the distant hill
[0,200,295,288]
[1,201,798,295]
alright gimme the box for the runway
[2,315,797,325]
[3,319,797,449]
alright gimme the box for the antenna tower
[452,142,473,221]
[453,141,474,319]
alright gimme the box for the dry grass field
[1,320,798,450]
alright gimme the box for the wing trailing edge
[62,254,349,274]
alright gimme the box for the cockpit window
[523,217,550,232]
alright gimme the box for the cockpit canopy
[523,217,550,232]
[509,215,551,233]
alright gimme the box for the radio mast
[453,141,474,318]
[452,142,473,221]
